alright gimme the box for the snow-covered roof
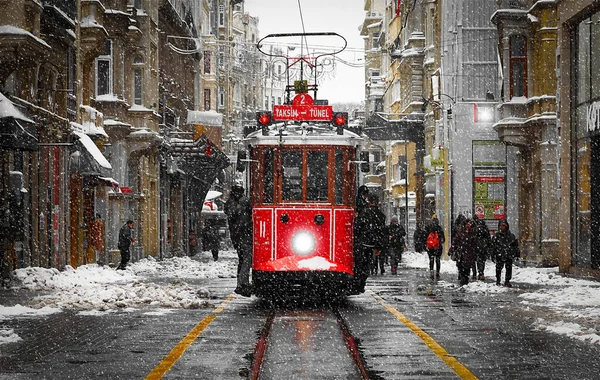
[0,25,51,48]
[71,130,112,170]
[244,122,363,147]
[187,110,223,127]
[0,92,34,123]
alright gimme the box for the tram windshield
[252,146,354,206]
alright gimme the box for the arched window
[509,35,527,98]
[133,55,144,106]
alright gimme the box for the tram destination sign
[273,104,333,121]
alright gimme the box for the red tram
[236,33,369,298]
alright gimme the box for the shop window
[509,35,527,98]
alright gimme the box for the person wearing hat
[387,215,406,275]
[491,219,520,287]
[224,184,253,296]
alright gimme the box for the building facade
[492,0,559,265]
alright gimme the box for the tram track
[249,306,372,380]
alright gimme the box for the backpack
[426,231,440,250]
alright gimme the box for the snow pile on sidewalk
[402,250,600,345]
[8,253,238,312]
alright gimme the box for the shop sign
[587,100,600,132]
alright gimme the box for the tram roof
[244,122,364,147]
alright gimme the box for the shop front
[559,2,600,276]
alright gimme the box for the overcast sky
[244,0,366,104]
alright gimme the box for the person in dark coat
[413,223,427,253]
[450,218,477,286]
[453,213,476,279]
[387,215,406,275]
[117,220,136,270]
[473,215,491,280]
[354,193,386,291]
[491,219,520,287]
[224,185,253,296]
[202,220,220,261]
[355,185,369,216]
[425,215,445,279]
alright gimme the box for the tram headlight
[291,231,316,256]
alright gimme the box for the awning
[0,92,38,151]
[205,190,222,201]
[71,130,112,176]
[98,176,119,187]
[186,110,223,127]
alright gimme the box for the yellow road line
[145,294,236,380]
[370,292,478,380]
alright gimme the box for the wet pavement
[1,254,600,379]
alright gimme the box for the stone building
[492,0,559,265]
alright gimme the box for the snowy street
[1,251,599,379]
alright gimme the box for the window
[262,148,274,204]
[307,151,329,202]
[218,48,224,68]
[282,151,303,201]
[218,5,224,26]
[133,55,144,106]
[96,40,113,96]
[203,51,211,74]
[277,97,282,105]
[218,86,225,108]
[426,8,434,46]
[509,35,527,98]
[335,150,344,205]
[204,89,211,111]
[372,32,380,48]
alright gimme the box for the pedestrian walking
[491,219,520,287]
[117,220,136,270]
[354,193,386,288]
[425,215,445,280]
[202,220,220,261]
[413,223,427,253]
[473,215,491,280]
[224,184,253,297]
[450,218,477,286]
[387,216,406,275]
[89,214,105,265]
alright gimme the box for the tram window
[282,151,302,201]
[335,149,344,204]
[307,151,329,202]
[263,148,274,204]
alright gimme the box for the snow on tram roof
[244,122,363,146]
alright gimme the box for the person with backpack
[473,215,491,280]
[491,219,520,287]
[425,215,445,280]
[387,215,406,275]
